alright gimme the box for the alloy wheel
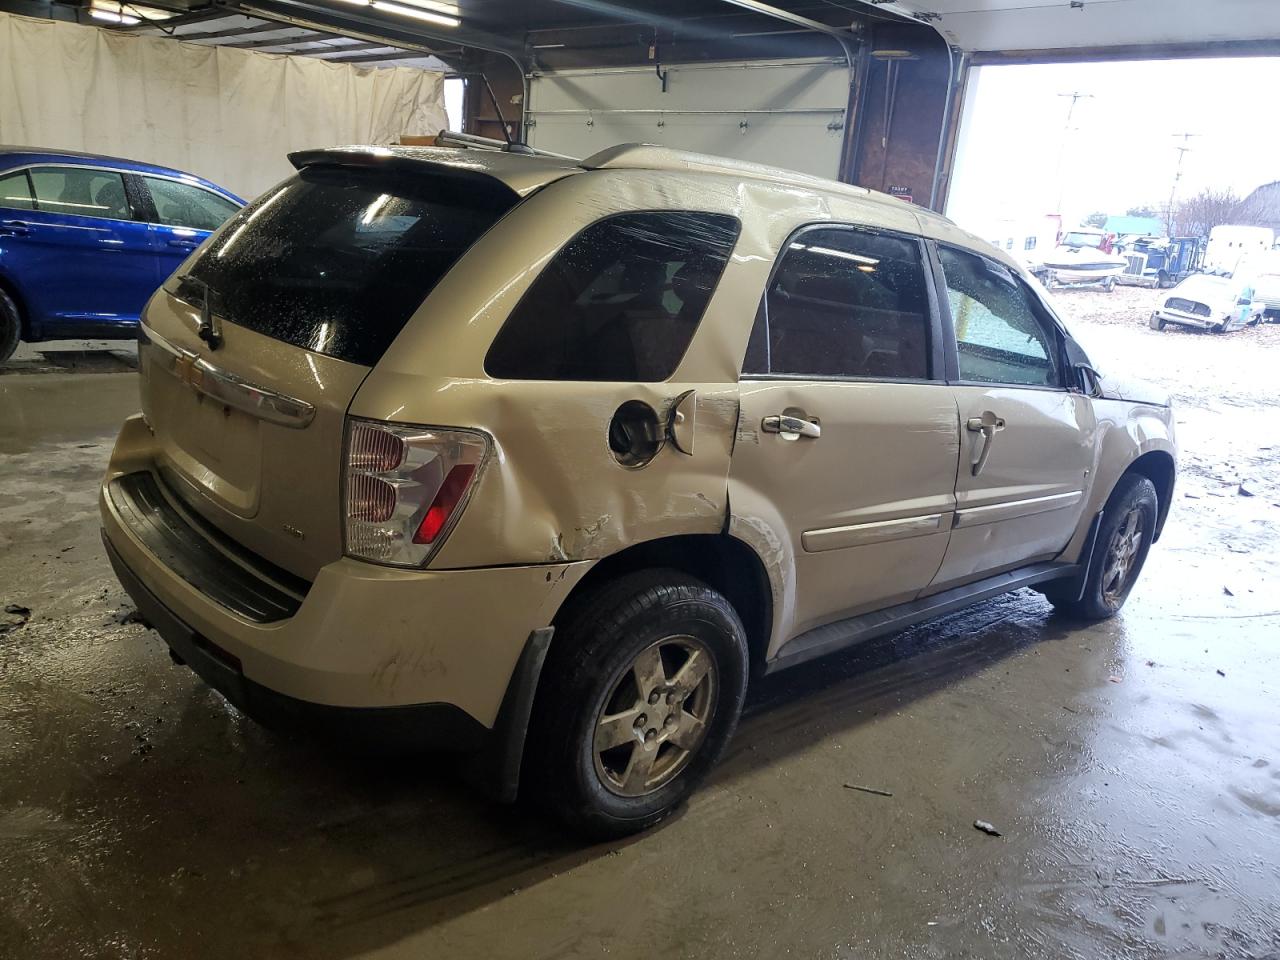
[1101,506,1145,607]
[591,635,718,797]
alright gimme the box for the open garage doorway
[945,56,1280,263]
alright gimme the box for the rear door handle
[167,238,199,249]
[0,219,31,237]
[762,413,821,440]
[966,411,1006,476]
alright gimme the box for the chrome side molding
[802,512,947,553]
[952,490,1083,529]
[140,324,315,429]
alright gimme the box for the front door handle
[0,219,31,237]
[762,413,821,440]
[966,411,1005,476]
[167,238,199,249]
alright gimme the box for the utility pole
[1166,132,1199,235]
[1054,91,1094,218]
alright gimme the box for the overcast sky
[946,57,1280,233]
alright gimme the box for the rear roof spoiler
[287,142,580,197]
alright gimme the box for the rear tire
[1046,474,1158,620]
[0,288,20,362]
[526,569,749,840]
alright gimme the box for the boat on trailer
[1032,228,1127,290]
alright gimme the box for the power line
[1054,91,1094,217]
[1166,131,1200,232]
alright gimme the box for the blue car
[0,147,243,360]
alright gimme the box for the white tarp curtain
[0,11,448,200]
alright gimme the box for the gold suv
[101,143,1177,837]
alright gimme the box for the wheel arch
[550,533,774,673]
[0,269,31,339]
[1123,449,1176,541]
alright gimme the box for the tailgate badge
[174,352,204,390]
[282,523,305,540]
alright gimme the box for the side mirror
[1060,333,1099,392]
[1075,362,1103,397]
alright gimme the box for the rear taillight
[343,419,488,567]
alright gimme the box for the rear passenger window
[745,227,931,379]
[0,170,35,211]
[29,167,131,221]
[939,246,1060,387]
[485,211,739,382]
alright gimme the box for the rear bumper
[103,532,487,750]
[100,415,592,732]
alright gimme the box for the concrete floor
[2,291,1278,959]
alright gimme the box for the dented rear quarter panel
[350,170,841,569]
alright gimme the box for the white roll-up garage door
[526,57,852,179]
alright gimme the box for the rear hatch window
[168,165,518,367]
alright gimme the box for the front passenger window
[747,227,931,379]
[939,246,1060,387]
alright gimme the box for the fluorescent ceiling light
[371,1,459,25]
[90,0,177,21]
[91,9,140,23]
[387,0,459,15]
[811,247,878,266]
[330,0,459,27]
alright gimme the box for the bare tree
[1170,188,1243,237]
[1126,204,1162,219]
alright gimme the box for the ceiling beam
[112,5,231,30]
[303,39,398,55]
[324,49,440,63]
[219,28,334,46]
[226,0,529,67]
[161,20,295,40]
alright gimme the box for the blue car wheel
[0,288,19,361]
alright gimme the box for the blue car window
[0,170,36,211]
[143,176,238,232]
[30,167,131,221]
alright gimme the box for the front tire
[1149,313,1166,331]
[1047,474,1158,620]
[527,570,749,839]
[0,288,20,362]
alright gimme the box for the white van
[1204,225,1277,275]
[1234,249,1280,320]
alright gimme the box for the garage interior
[2,0,1279,957]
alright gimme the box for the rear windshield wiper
[186,276,223,350]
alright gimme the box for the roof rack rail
[433,130,580,163]
[580,143,871,200]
